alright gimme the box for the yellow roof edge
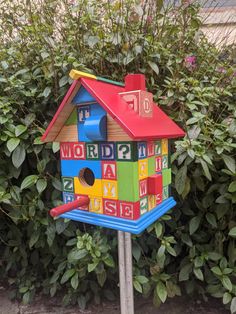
[69,69,97,80]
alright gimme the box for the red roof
[42,77,185,142]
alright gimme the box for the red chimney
[125,74,146,91]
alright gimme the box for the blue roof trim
[59,197,176,234]
[72,85,96,104]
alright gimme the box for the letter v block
[117,161,139,202]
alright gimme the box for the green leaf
[71,272,79,290]
[223,292,232,305]
[230,297,236,313]
[222,154,236,173]
[175,165,187,195]
[12,145,26,168]
[229,227,236,238]
[156,281,167,303]
[29,230,40,248]
[222,276,232,291]
[134,280,142,293]
[21,175,38,190]
[189,216,201,235]
[15,124,27,137]
[148,61,159,75]
[52,142,60,153]
[206,213,217,228]
[36,178,47,193]
[132,242,141,262]
[59,75,68,87]
[193,268,204,281]
[7,138,20,152]
[43,86,51,98]
[104,256,115,268]
[155,222,163,238]
[200,159,212,181]
[136,275,149,284]
[88,263,98,273]
[179,263,192,281]
[211,266,222,276]
[97,270,107,287]
[68,249,87,262]
[60,269,75,284]
[228,181,236,193]
[22,291,30,304]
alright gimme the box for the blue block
[61,160,102,178]
[72,86,96,104]
[63,192,75,203]
[59,197,176,234]
[138,142,147,159]
[78,104,107,142]
[100,142,116,160]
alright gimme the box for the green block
[148,156,155,175]
[162,155,168,169]
[162,168,171,186]
[116,142,138,161]
[140,196,148,215]
[65,108,77,125]
[86,143,100,160]
[62,177,74,192]
[155,140,162,155]
[163,185,169,200]
[117,161,139,202]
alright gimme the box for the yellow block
[161,139,168,155]
[148,195,156,211]
[138,159,148,180]
[89,196,103,214]
[69,69,97,80]
[102,180,118,200]
[74,177,102,197]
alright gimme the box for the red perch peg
[50,196,90,217]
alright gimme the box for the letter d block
[103,199,118,217]
[100,142,115,160]
[119,201,140,220]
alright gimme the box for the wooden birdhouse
[41,70,185,234]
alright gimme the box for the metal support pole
[118,231,134,314]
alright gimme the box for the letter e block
[119,201,140,220]
[103,199,118,217]
[102,161,117,180]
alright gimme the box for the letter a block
[102,161,117,180]
[103,199,118,217]
[102,180,118,199]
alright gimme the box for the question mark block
[117,161,139,202]
[116,142,138,161]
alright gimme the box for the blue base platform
[60,197,176,234]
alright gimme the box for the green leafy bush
[0,0,235,311]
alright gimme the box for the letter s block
[103,199,118,217]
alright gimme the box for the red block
[103,199,118,217]
[147,141,155,157]
[139,179,148,198]
[148,174,162,195]
[102,161,117,180]
[118,201,140,220]
[60,142,85,160]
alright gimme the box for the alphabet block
[138,142,147,159]
[100,142,116,160]
[116,142,137,161]
[117,161,139,202]
[103,199,118,217]
[161,139,168,155]
[147,173,162,195]
[139,179,148,198]
[155,156,162,173]
[147,141,155,157]
[63,192,75,204]
[162,155,168,169]
[102,180,118,199]
[86,143,100,160]
[138,159,148,180]
[163,186,169,200]
[89,196,103,214]
[155,140,162,156]
[78,105,90,122]
[61,160,101,178]
[148,195,156,211]
[156,191,162,205]
[60,142,85,160]
[74,194,89,210]
[119,201,140,220]
[119,90,153,117]
[74,177,102,197]
[140,196,148,215]
[148,156,155,176]
[62,177,74,193]
[162,168,171,186]
[102,161,117,180]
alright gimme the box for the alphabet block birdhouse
[42,70,185,234]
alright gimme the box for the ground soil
[0,287,230,314]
